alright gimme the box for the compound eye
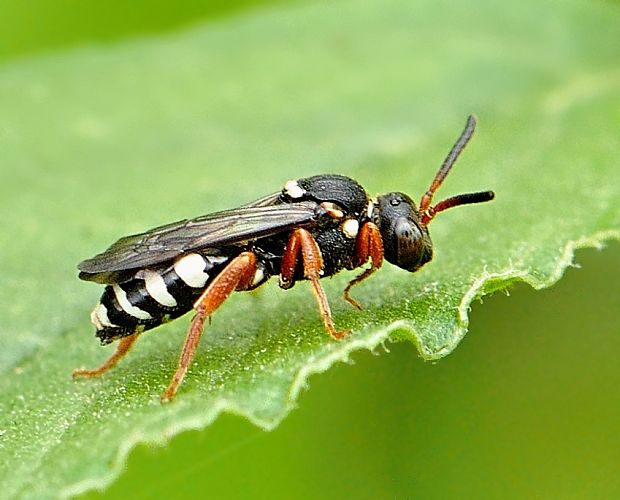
[394,218,422,261]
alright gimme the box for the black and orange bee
[74,115,494,401]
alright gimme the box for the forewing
[78,200,320,282]
[238,190,282,208]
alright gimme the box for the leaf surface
[0,0,619,497]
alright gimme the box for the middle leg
[281,228,347,340]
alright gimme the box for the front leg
[161,251,257,403]
[280,228,347,340]
[343,222,384,310]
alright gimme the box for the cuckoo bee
[74,115,494,402]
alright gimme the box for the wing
[78,200,321,283]
[238,190,282,208]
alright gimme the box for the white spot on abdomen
[207,255,229,266]
[144,269,177,307]
[90,303,118,329]
[113,284,152,320]
[174,253,210,288]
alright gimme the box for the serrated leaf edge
[60,229,620,499]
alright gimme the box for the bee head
[373,115,495,272]
[374,192,432,272]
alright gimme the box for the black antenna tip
[481,190,495,201]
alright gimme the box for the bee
[74,115,494,402]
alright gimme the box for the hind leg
[73,333,139,379]
[161,251,257,403]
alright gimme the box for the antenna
[419,115,495,226]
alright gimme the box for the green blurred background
[93,243,620,499]
[2,1,618,498]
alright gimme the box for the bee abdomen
[91,252,229,344]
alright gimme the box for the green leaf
[1,0,619,497]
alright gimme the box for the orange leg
[343,222,384,310]
[161,251,257,403]
[281,228,347,340]
[73,333,139,379]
